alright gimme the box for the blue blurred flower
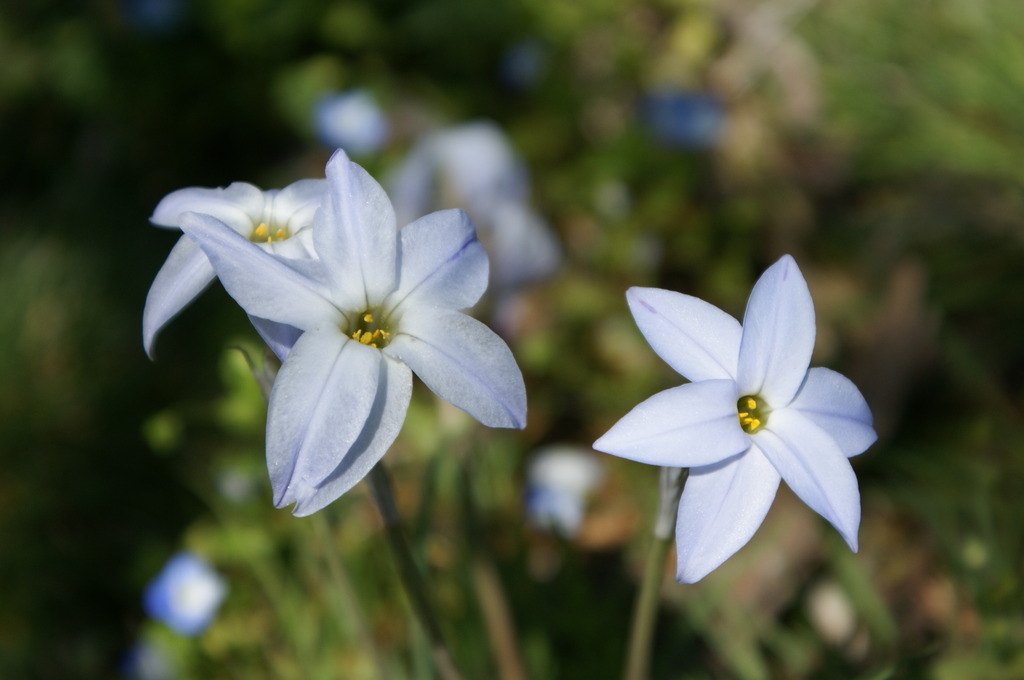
[144,552,227,637]
[639,91,724,150]
[525,446,605,537]
[120,640,174,680]
[389,121,560,293]
[500,39,547,91]
[120,0,185,36]
[314,89,389,156]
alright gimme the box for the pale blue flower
[499,39,547,91]
[313,89,389,156]
[639,90,724,150]
[120,640,174,680]
[594,256,876,583]
[525,445,604,537]
[389,121,560,292]
[178,149,527,515]
[144,179,326,358]
[144,552,227,637]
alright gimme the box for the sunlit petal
[143,234,216,358]
[789,367,877,457]
[272,179,328,230]
[626,287,741,382]
[388,209,488,313]
[593,380,748,467]
[756,409,861,551]
[385,307,526,429]
[291,356,413,517]
[179,212,338,331]
[267,329,381,509]
[736,255,816,406]
[150,183,263,233]
[316,149,398,307]
[675,448,781,583]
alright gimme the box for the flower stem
[622,467,688,680]
[458,460,529,680]
[311,511,393,680]
[366,464,465,680]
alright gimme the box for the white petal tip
[675,564,710,585]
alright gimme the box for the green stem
[312,511,393,680]
[458,460,529,680]
[367,465,465,680]
[622,467,688,680]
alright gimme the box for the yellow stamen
[275,228,286,240]
[736,395,767,434]
[345,309,392,349]
[254,223,268,239]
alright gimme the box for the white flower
[525,445,605,537]
[594,255,876,583]
[143,179,326,358]
[389,121,560,291]
[178,149,527,516]
[313,89,390,156]
[143,552,227,637]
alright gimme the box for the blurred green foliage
[1,0,1023,679]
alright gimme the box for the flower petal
[291,355,413,516]
[316,149,398,308]
[267,329,381,509]
[755,408,861,551]
[271,179,327,229]
[384,307,526,429]
[789,367,877,457]
[179,211,338,330]
[675,448,781,583]
[143,234,216,358]
[626,287,741,382]
[250,316,302,361]
[593,380,749,467]
[150,183,263,233]
[736,255,816,406]
[388,209,488,313]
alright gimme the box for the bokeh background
[2,0,1023,678]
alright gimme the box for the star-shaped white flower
[177,150,527,516]
[594,255,876,583]
[143,179,326,358]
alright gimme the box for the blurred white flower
[525,445,605,537]
[314,89,389,156]
[595,255,876,583]
[389,121,560,293]
[143,552,227,637]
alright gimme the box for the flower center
[346,311,391,349]
[250,222,290,244]
[737,395,768,434]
